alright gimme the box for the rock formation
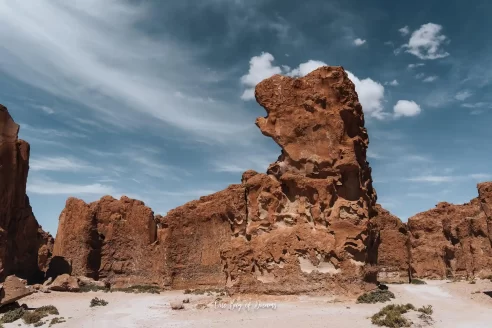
[0,275,34,307]
[0,105,54,283]
[52,66,378,294]
[407,182,492,279]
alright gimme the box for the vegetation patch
[79,285,109,293]
[90,297,108,307]
[357,289,395,304]
[184,288,226,296]
[371,303,415,327]
[34,321,46,327]
[22,305,59,325]
[417,305,433,315]
[410,279,426,285]
[49,317,66,327]
[0,307,25,323]
[111,285,160,294]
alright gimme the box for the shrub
[79,285,109,293]
[469,280,476,284]
[417,305,433,315]
[0,307,25,323]
[357,289,395,304]
[49,317,66,326]
[90,297,108,307]
[22,305,60,325]
[183,288,226,296]
[410,279,426,285]
[34,321,45,327]
[111,285,160,294]
[35,305,59,316]
[371,304,415,327]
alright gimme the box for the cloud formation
[403,23,450,60]
[353,38,366,46]
[393,100,422,118]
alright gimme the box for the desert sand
[3,279,492,328]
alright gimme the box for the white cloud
[399,26,410,36]
[288,60,327,77]
[408,63,425,69]
[346,71,386,119]
[403,23,450,60]
[423,76,438,82]
[30,156,97,172]
[367,150,383,159]
[407,175,454,183]
[393,100,422,118]
[0,1,250,141]
[240,52,282,100]
[27,178,116,195]
[455,90,472,101]
[34,105,55,114]
[353,38,366,46]
[385,80,399,86]
[415,73,425,79]
[469,173,492,180]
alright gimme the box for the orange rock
[0,105,53,283]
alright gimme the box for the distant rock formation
[53,67,378,294]
[0,105,53,283]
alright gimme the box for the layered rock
[52,66,379,294]
[408,183,492,279]
[0,105,54,283]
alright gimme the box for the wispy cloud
[407,173,492,183]
[353,38,366,46]
[30,156,98,172]
[27,178,116,195]
[423,76,438,82]
[0,1,250,141]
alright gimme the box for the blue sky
[1,0,491,235]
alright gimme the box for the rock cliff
[0,104,53,283]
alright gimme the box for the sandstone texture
[53,196,164,288]
[0,275,34,307]
[49,274,80,292]
[52,67,379,294]
[407,182,492,279]
[367,205,409,283]
[0,105,54,283]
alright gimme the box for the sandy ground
[3,279,492,328]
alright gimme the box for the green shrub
[79,285,109,293]
[410,279,426,285]
[35,305,59,316]
[184,288,226,296]
[417,305,433,315]
[357,289,395,304]
[0,307,25,323]
[23,311,45,325]
[90,297,108,307]
[34,321,45,327]
[371,304,415,327]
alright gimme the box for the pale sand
[4,279,492,328]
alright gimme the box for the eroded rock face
[0,105,54,283]
[407,184,492,279]
[165,66,377,294]
[367,205,409,283]
[53,196,164,287]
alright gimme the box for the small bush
[0,307,25,323]
[34,321,45,327]
[469,280,476,284]
[79,285,109,293]
[410,279,426,285]
[371,304,415,327]
[35,305,59,316]
[111,285,160,294]
[49,317,65,327]
[184,288,225,295]
[90,297,108,307]
[357,289,395,304]
[417,305,433,315]
[23,312,45,325]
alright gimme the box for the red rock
[367,205,409,283]
[0,275,34,307]
[48,274,80,292]
[0,105,54,283]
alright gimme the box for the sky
[1,0,491,235]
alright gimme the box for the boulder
[0,104,54,282]
[48,274,80,292]
[0,275,34,307]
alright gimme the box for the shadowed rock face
[52,67,378,294]
[0,105,53,283]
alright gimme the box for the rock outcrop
[0,275,34,307]
[52,66,379,294]
[407,182,492,279]
[368,205,409,283]
[0,105,54,283]
[53,196,164,287]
